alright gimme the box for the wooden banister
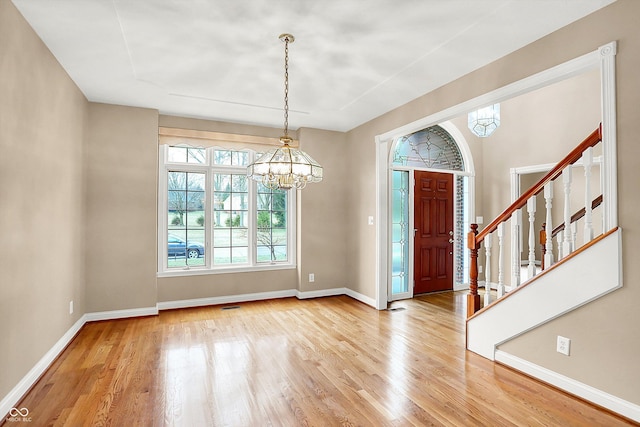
[476,125,602,244]
[467,125,602,317]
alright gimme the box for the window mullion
[159,146,169,273]
[248,178,256,266]
[204,168,212,269]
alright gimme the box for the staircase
[465,125,622,360]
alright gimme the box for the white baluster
[484,233,492,306]
[511,210,521,288]
[583,147,594,244]
[527,197,537,279]
[557,230,564,260]
[571,222,578,253]
[544,183,554,268]
[497,222,505,298]
[562,168,573,258]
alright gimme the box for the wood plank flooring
[5,292,635,426]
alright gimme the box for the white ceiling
[13,0,615,132]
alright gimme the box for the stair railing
[540,194,603,270]
[467,125,602,317]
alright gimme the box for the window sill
[157,263,296,278]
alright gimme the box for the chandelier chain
[283,36,290,137]
[245,33,323,190]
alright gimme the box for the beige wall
[297,127,349,293]
[0,0,88,399]
[157,270,298,302]
[84,103,159,312]
[346,0,640,405]
[477,69,601,226]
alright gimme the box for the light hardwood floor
[6,292,635,426]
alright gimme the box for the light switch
[368,216,374,225]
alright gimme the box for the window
[158,145,296,276]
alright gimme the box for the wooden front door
[413,170,454,294]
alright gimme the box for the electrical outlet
[557,336,571,356]
[69,300,74,315]
[309,273,315,283]
[478,266,483,274]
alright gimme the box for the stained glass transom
[392,125,464,171]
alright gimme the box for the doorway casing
[374,41,617,310]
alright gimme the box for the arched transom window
[392,125,464,171]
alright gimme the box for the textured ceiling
[13,0,615,132]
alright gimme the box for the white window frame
[157,144,297,277]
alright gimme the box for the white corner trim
[0,315,86,419]
[344,288,377,308]
[600,41,618,231]
[496,350,640,423]
[375,137,390,310]
[85,306,158,322]
[157,289,297,310]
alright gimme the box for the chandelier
[247,34,323,190]
[468,104,500,138]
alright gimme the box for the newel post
[467,223,481,318]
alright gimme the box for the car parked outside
[168,235,205,258]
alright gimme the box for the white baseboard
[298,287,377,307]
[157,288,378,310]
[496,350,640,423]
[85,306,158,322]
[0,315,86,419]
[157,289,297,310]
[454,282,469,291]
[344,288,376,307]
[296,287,347,300]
